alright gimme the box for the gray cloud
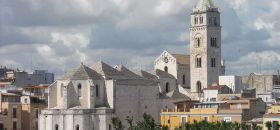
[0,0,280,77]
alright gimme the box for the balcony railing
[161,108,190,113]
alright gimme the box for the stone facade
[190,0,223,99]
[39,62,160,130]
[241,73,279,94]
[154,51,191,89]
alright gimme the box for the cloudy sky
[1,0,280,77]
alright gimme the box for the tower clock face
[164,57,169,63]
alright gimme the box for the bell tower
[190,0,222,98]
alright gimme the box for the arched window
[194,17,198,24]
[200,16,203,24]
[197,81,202,93]
[96,85,99,97]
[55,124,59,130]
[76,125,79,130]
[211,58,216,67]
[61,83,64,97]
[211,37,217,47]
[78,84,82,98]
[183,75,186,85]
[164,66,168,72]
[35,109,39,118]
[208,17,212,24]
[165,83,170,93]
[195,38,201,48]
[214,17,217,25]
[195,56,202,68]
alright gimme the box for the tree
[137,113,161,130]
[272,121,279,130]
[126,116,136,130]
[252,123,258,130]
[241,123,248,130]
[161,125,169,130]
[265,121,272,130]
[232,122,241,130]
[111,117,125,130]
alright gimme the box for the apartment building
[161,96,266,129]
[0,93,22,130]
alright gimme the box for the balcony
[161,108,190,112]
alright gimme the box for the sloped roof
[155,69,176,79]
[91,61,126,78]
[194,0,216,12]
[114,65,143,79]
[165,87,191,100]
[171,54,190,65]
[204,85,226,90]
[136,70,158,81]
[61,63,102,80]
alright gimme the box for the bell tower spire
[190,0,222,100]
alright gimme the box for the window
[208,17,212,24]
[76,125,79,130]
[211,37,217,47]
[181,117,186,126]
[211,58,216,67]
[195,56,202,68]
[0,123,3,130]
[195,38,201,48]
[13,121,17,130]
[165,83,170,93]
[203,116,208,121]
[164,66,168,72]
[197,81,202,93]
[214,17,217,25]
[224,117,232,122]
[200,16,203,24]
[194,17,198,24]
[61,83,64,97]
[13,108,16,118]
[55,124,59,130]
[78,84,82,98]
[96,85,99,97]
[183,75,186,85]
[35,109,39,118]
[3,109,7,115]
[35,122,38,130]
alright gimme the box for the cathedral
[39,0,225,130]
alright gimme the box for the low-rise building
[263,104,280,130]
[3,70,54,88]
[161,96,266,130]
[0,93,22,130]
[21,96,47,130]
[23,85,48,101]
[203,85,232,102]
[219,75,243,93]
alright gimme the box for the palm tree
[111,117,125,130]
[265,121,272,130]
